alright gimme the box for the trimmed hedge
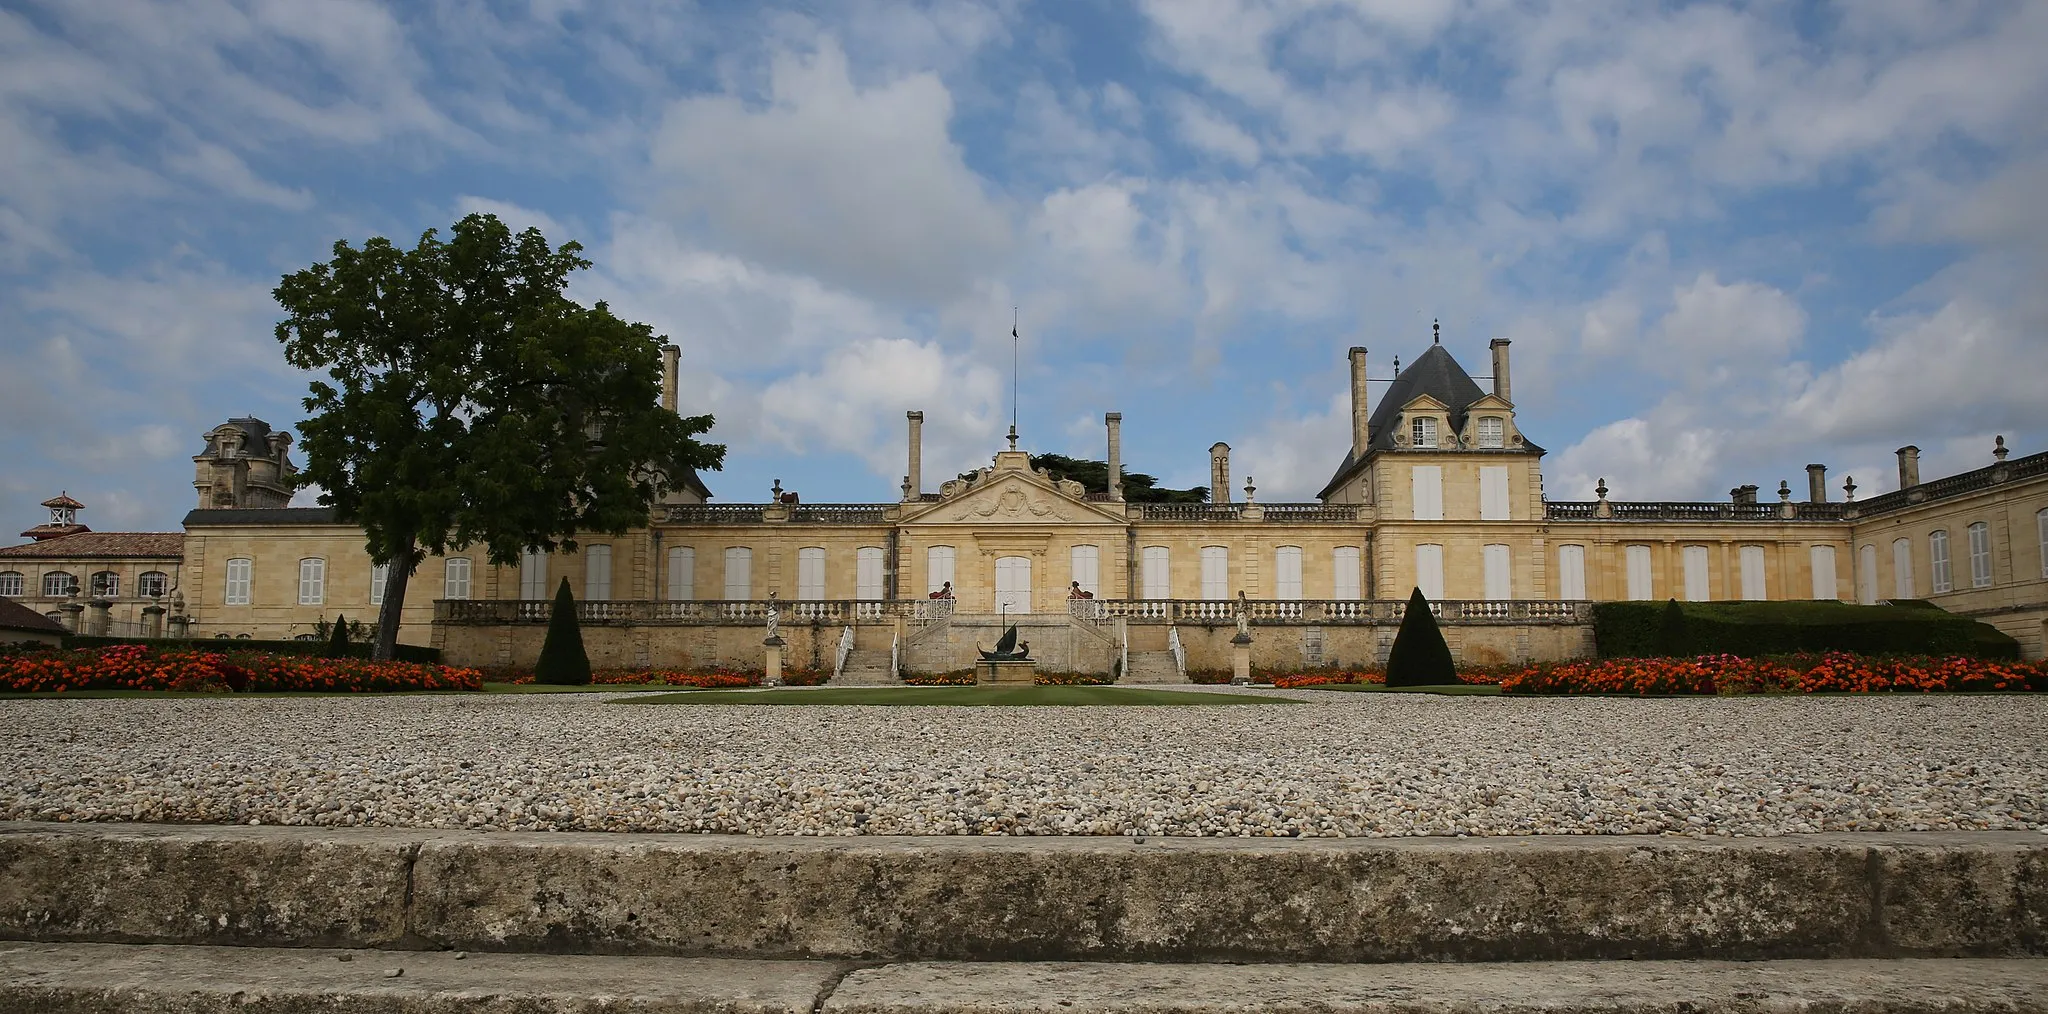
[62,635,441,664]
[1592,600,2019,660]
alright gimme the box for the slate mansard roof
[1318,344,1546,501]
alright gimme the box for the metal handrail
[1167,626,1185,681]
[833,625,854,682]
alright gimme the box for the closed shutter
[1968,523,1992,588]
[1624,546,1652,600]
[666,547,694,600]
[856,547,885,600]
[1070,545,1099,596]
[520,550,548,599]
[927,546,956,595]
[1858,545,1878,604]
[723,547,752,600]
[1200,547,1228,599]
[796,548,826,600]
[1142,546,1170,599]
[1411,466,1443,521]
[1483,544,1511,600]
[1810,545,1838,600]
[1414,544,1444,600]
[1739,546,1766,600]
[1332,546,1361,599]
[1275,546,1303,599]
[444,558,473,600]
[1479,466,1509,521]
[1682,546,1709,601]
[1892,538,1913,598]
[584,546,612,601]
[1557,545,1586,600]
[1930,531,1951,592]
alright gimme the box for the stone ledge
[2,822,2044,962]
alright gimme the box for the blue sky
[4,0,2046,536]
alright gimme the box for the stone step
[833,649,899,686]
[1122,650,1183,683]
[5,942,2045,1013]
[5,822,2044,964]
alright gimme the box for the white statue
[764,593,780,640]
[1235,590,1251,639]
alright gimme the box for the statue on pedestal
[1235,590,1251,639]
[764,593,780,641]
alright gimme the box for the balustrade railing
[661,504,767,524]
[437,597,1592,625]
[1067,598,1108,622]
[912,599,956,622]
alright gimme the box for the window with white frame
[1624,545,1653,600]
[856,547,885,600]
[2039,509,2048,580]
[444,558,472,600]
[664,548,692,600]
[1968,522,1992,588]
[1414,544,1444,600]
[723,547,752,600]
[585,545,612,601]
[90,571,118,598]
[1681,546,1709,601]
[1141,546,1170,599]
[1332,546,1361,599]
[138,570,168,598]
[928,546,956,595]
[1274,546,1303,600]
[1557,545,1586,600]
[796,547,826,600]
[223,559,251,605]
[1739,545,1766,600]
[1069,545,1098,597]
[1411,465,1443,521]
[1483,544,1511,600]
[1930,530,1952,593]
[1200,546,1229,599]
[520,549,549,599]
[1479,466,1509,521]
[43,571,75,597]
[1892,538,1914,598]
[1410,416,1438,448]
[1809,545,1838,600]
[1477,416,1504,448]
[369,563,389,606]
[0,571,24,597]
[1858,545,1878,605]
[297,558,326,606]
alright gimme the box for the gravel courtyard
[5,689,2044,838]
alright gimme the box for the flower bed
[1498,652,2048,696]
[0,644,483,694]
[905,670,976,686]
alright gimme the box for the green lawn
[623,685,1302,706]
[1285,683,1504,696]
[482,682,677,694]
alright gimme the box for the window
[520,549,549,599]
[1682,546,1709,602]
[1332,546,1361,599]
[1479,466,1509,521]
[856,547,885,600]
[928,546,956,596]
[1624,546,1653,600]
[0,571,22,597]
[723,547,753,600]
[585,545,612,601]
[1410,416,1438,448]
[444,558,472,600]
[1557,545,1586,600]
[298,558,325,605]
[1200,546,1229,599]
[1274,546,1303,600]
[2039,509,2048,580]
[1810,545,1838,601]
[1477,416,1504,448]
[1069,545,1098,597]
[994,556,1032,614]
[1483,544,1511,600]
[1892,538,1914,599]
[1411,465,1443,521]
[90,571,118,598]
[223,559,251,605]
[1740,546,1766,600]
[796,547,826,600]
[1414,545,1444,600]
[1858,545,1878,605]
[369,563,389,606]
[1930,530,1952,593]
[1968,522,1992,588]
[43,571,76,597]
[138,571,168,598]
[1141,546,1170,599]
[664,548,692,601]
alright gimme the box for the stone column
[1806,464,1828,503]
[143,602,167,639]
[1489,339,1512,403]
[1210,443,1231,504]
[1348,347,1370,459]
[1105,412,1124,501]
[661,344,680,413]
[58,601,83,633]
[763,635,785,687]
[86,599,112,637]
[905,411,923,501]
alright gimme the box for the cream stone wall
[0,557,184,630]
[182,524,453,642]
[1846,474,2048,658]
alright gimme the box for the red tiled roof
[0,532,183,559]
[40,493,85,509]
[0,597,65,633]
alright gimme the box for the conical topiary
[534,578,591,685]
[1654,598,1689,658]
[1385,587,1458,687]
[324,613,352,658]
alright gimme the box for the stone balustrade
[439,597,1590,626]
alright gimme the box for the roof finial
[1432,318,1440,345]
[1994,435,2009,461]
[1392,354,1401,375]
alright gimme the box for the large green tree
[276,213,724,659]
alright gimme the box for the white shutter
[1891,538,1914,599]
[1624,546,1652,600]
[1332,546,1361,599]
[1739,546,1766,600]
[444,558,472,600]
[927,546,956,595]
[1142,546,1170,599]
[1483,544,1511,600]
[521,549,548,599]
[856,547,885,600]
[298,558,325,606]
[584,545,612,601]
[1411,466,1443,521]
[1199,546,1228,599]
[1070,545,1099,597]
[1414,544,1444,600]
[2039,510,2048,580]
[796,548,826,600]
[1857,544,1878,604]
[1968,523,1992,588]
[1479,466,1509,521]
[1275,546,1303,599]
[1930,531,1952,592]
[994,556,1032,613]
[224,558,252,605]
[1682,546,1709,601]
[666,547,694,600]
[1557,545,1586,600]
[723,547,752,600]
[369,563,389,606]
[1809,545,1838,600]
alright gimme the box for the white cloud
[758,337,1003,484]
[1232,387,1350,500]
[1169,94,1261,166]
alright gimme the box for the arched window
[223,559,252,605]
[1967,522,1992,588]
[0,571,22,597]
[90,571,119,598]
[444,558,472,600]
[43,571,76,597]
[297,558,326,605]
[1929,530,1952,593]
[137,571,168,598]
[1477,416,1505,448]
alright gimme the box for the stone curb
[3,822,2045,963]
[5,943,2048,1014]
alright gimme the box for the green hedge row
[61,635,442,664]
[1591,600,2019,660]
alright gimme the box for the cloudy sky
[4,0,2045,536]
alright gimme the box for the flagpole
[1009,306,1020,450]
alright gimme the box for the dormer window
[1411,416,1438,448]
[1477,416,1504,448]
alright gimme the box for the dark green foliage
[1653,599,1688,657]
[324,614,351,659]
[534,578,591,685]
[61,635,440,663]
[1385,588,1458,686]
[960,453,1210,503]
[1591,600,2021,659]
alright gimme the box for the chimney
[1489,338,1512,403]
[1806,463,1828,503]
[661,344,680,413]
[1210,443,1231,504]
[1106,413,1124,501]
[1897,446,1921,489]
[905,411,923,501]
[1730,485,1757,505]
[1348,347,1370,459]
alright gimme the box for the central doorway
[994,555,1032,614]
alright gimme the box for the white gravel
[4,689,2044,837]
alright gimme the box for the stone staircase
[1122,649,1183,683]
[832,648,898,685]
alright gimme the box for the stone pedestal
[978,659,1036,686]
[86,599,112,637]
[57,601,83,634]
[142,604,167,639]
[1230,633,1253,686]
[763,636,785,687]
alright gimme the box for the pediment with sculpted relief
[907,473,1124,526]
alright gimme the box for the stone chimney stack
[1806,464,1828,503]
[904,411,923,501]
[1897,446,1921,490]
[1489,338,1512,403]
[661,344,680,413]
[1106,413,1124,501]
[1210,443,1231,504]
[1348,347,1370,460]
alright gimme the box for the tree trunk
[373,536,419,661]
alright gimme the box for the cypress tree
[534,578,591,685]
[1654,598,1690,657]
[325,614,351,658]
[1385,587,1458,687]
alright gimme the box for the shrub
[1653,599,1688,656]
[1591,600,2020,659]
[324,614,352,659]
[1385,588,1457,686]
[533,578,591,685]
